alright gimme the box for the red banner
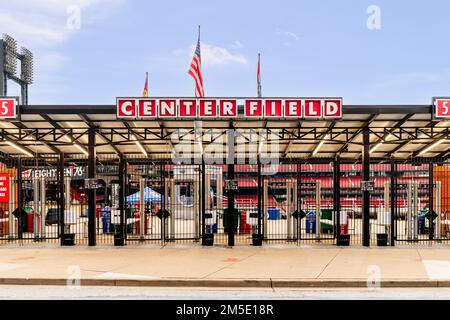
[116,98,343,120]
[0,173,10,203]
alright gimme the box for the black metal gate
[124,160,202,244]
[0,157,62,245]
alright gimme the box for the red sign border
[0,96,19,120]
[0,173,10,203]
[116,97,344,120]
[433,97,450,119]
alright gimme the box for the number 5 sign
[0,98,18,119]
[434,98,450,119]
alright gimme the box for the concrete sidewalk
[1,245,450,288]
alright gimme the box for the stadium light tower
[0,34,34,105]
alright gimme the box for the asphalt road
[1,286,450,300]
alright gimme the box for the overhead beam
[10,121,61,154]
[309,121,336,157]
[0,134,36,157]
[40,114,89,155]
[337,114,377,156]
[412,133,450,157]
[361,113,414,158]
[79,114,121,155]
[123,122,150,156]
[158,121,174,153]
[283,121,302,158]
[371,114,413,146]
[387,120,440,157]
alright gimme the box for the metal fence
[1,155,450,247]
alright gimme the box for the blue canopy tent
[126,187,162,204]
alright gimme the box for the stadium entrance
[0,98,450,247]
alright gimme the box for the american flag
[188,28,204,97]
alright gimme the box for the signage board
[0,173,10,202]
[361,180,374,192]
[84,178,100,190]
[0,97,18,120]
[22,166,85,180]
[433,97,450,119]
[116,98,343,120]
[225,179,239,191]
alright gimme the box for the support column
[334,158,341,240]
[139,176,145,240]
[257,162,262,238]
[194,169,200,238]
[297,162,302,243]
[21,83,28,105]
[201,159,207,244]
[88,128,96,246]
[227,127,235,247]
[17,157,23,240]
[429,161,434,241]
[117,154,125,245]
[227,163,235,247]
[0,41,6,96]
[33,178,39,240]
[362,126,370,247]
[8,173,15,240]
[390,160,396,246]
[59,153,65,245]
[40,177,46,239]
[160,162,166,243]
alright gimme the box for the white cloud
[232,40,243,49]
[188,43,247,66]
[0,0,125,45]
[285,31,299,41]
[0,12,68,45]
[10,0,125,12]
[276,28,300,47]
[0,0,125,102]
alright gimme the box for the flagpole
[257,53,262,98]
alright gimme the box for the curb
[0,278,446,288]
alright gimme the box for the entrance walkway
[1,245,450,287]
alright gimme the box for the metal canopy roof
[0,104,448,162]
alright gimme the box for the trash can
[62,233,75,246]
[114,227,125,246]
[205,210,216,234]
[418,214,426,235]
[202,233,214,246]
[125,207,134,234]
[223,208,239,233]
[337,234,350,246]
[252,233,263,246]
[239,211,252,234]
[339,211,349,235]
[101,208,111,234]
[321,209,333,233]
[377,233,388,246]
[24,207,34,233]
[267,208,281,220]
[306,211,316,234]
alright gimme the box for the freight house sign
[116,98,343,119]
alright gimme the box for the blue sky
[1,0,450,105]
